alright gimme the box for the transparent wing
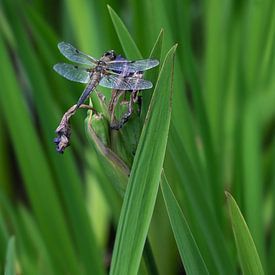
[58,42,97,66]
[107,59,159,74]
[99,75,153,90]
[53,63,90,83]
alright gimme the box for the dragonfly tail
[76,81,96,108]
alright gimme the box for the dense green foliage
[0,0,275,274]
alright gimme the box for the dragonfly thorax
[95,66,103,72]
[95,62,106,72]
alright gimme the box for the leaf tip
[224,191,232,200]
[170,44,178,56]
[107,4,114,14]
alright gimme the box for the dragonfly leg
[111,91,135,130]
[108,90,117,114]
[132,90,139,102]
[119,91,131,106]
[137,95,142,115]
[131,90,142,115]
[109,90,124,128]
[129,90,142,114]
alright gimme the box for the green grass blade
[108,5,142,59]
[141,29,164,122]
[4,237,16,275]
[148,29,164,67]
[166,126,235,274]
[0,194,55,275]
[268,142,275,274]
[0,214,8,272]
[110,44,177,275]
[161,173,209,275]
[63,0,101,55]
[16,207,56,275]
[226,192,264,275]
[241,84,275,267]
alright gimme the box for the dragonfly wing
[58,42,97,66]
[99,75,153,90]
[53,63,90,83]
[107,59,159,74]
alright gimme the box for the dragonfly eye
[104,50,116,60]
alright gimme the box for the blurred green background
[0,0,275,274]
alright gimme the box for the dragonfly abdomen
[76,72,101,107]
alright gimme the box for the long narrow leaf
[110,44,176,275]
[141,29,164,122]
[161,173,209,275]
[4,237,16,275]
[108,5,142,59]
[226,192,264,275]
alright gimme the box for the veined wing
[99,75,152,90]
[53,63,90,83]
[58,42,97,66]
[107,59,159,74]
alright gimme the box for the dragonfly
[53,42,159,108]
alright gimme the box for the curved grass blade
[226,192,264,275]
[110,44,177,275]
[161,173,209,275]
[4,237,16,275]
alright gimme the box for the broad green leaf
[110,44,176,275]
[226,192,264,275]
[4,237,16,275]
[161,173,209,275]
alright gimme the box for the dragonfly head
[103,50,116,61]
